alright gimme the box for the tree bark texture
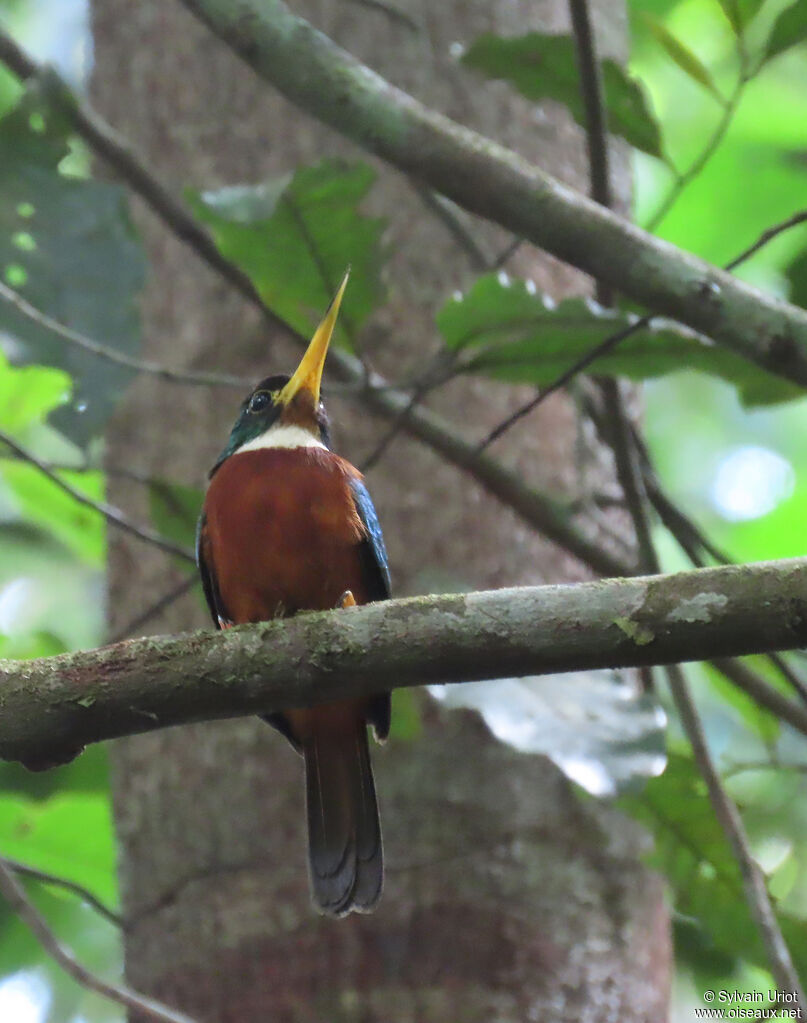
[92,1,671,1020]
[3,558,807,768]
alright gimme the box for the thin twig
[412,184,492,270]
[666,663,806,1011]
[0,857,197,1023]
[359,354,456,472]
[477,201,807,455]
[646,0,753,235]
[0,34,627,577]
[645,477,730,566]
[0,433,194,563]
[648,470,807,707]
[360,381,428,473]
[711,657,807,740]
[725,210,807,272]
[477,0,637,455]
[631,427,731,565]
[109,575,198,644]
[0,855,122,927]
[645,74,748,234]
[174,0,807,387]
[568,0,653,695]
[476,315,652,452]
[598,380,654,569]
[491,237,524,271]
[633,428,807,705]
[568,13,805,990]
[344,0,421,33]
[766,652,807,707]
[568,0,612,236]
[0,280,251,389]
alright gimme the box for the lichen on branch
[0,557,805,769]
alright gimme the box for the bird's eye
[249,391,271,413]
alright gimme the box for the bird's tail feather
[303,715,383,916]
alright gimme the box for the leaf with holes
[189,160,387,351]
[461,32,664,159]
[437,274,802,406]
[0,84,144,445]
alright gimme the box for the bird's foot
[336,590,357,609]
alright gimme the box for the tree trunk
[92,1,671,1020]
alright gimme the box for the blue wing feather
[349,476,392,740]
[349,477,391,600]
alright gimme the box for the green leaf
[0,744,109,802]
[189,159,387,349]
[0,348,70,433]
[461,32,664,159]
[715,0,768,36]
[763,1,807,63]
[148,479,203,551]
[785,248,807,308]
[642,16,725,104]
[437,274,802,406]
[390,689,423,742]
[0,85,145,445]
[619,752,807,977]
[0,461,105,563]
[0,791,117,905]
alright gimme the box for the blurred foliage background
[0,0,804,1019]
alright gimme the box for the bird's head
[211,271,349,476]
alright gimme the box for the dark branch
[568,0,612,217]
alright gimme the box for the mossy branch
[178,0,807,389]
[1,557,806,769]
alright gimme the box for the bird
[196,271,390,916]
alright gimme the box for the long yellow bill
[278,269,350,407]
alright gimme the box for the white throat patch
[234,424,327,455]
